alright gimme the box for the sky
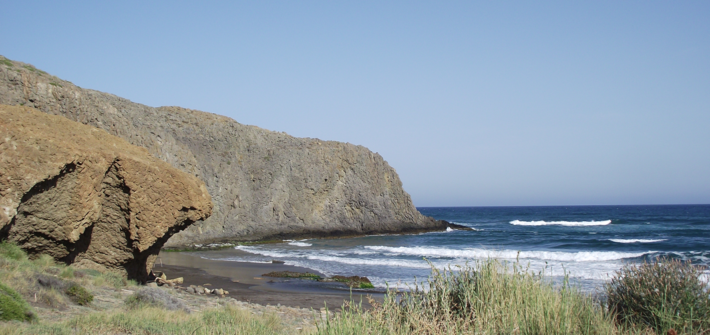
[2,1,709,206]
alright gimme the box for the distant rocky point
[0,105,212,280]
[0,56,451,247]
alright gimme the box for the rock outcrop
[0,105,212,280]
[0,56,448,247]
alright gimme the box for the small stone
[146,282,158,288]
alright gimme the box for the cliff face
[0,56,444,247]
[0,105,212,279]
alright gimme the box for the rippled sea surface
[195,205,710,292]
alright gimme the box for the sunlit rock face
[0,56,445,248]
[0,104,212,280]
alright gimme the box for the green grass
[22,65,47,75]
[49,82,62,87]
[1,58,13,67]
[318,259,618,335]
[65,284,93,306]
[0,241,133,319]
[0,241,305,333]
[0,282,35,322]
[0,305,286,335]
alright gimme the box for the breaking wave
[609,239,666,244]
[364,246,650,262]
[510,220,611,227]
[286,240,312,247]
[235,246,430,268]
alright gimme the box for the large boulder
[0,105,212,280]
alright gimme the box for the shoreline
[162,220,471,251]
[155,250,383,310]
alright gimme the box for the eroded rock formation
[0,56,448,247]
[0,105,212,280]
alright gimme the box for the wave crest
[510,220,611,227]
[364,246,649,262]
[286,240,312,247]
[609,239,666,244]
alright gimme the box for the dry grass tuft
[318,258,617,335]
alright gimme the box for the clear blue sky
[2,1,709,206]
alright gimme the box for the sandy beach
[155,250,382,311]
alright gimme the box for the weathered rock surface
[0,104,212,280]
[0,56,448,247]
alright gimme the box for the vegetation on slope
[2,240,708,334]
[0,241,292,334]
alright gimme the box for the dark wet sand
[155,251,382,310]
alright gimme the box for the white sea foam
[286,240,312,247]
[446,227,454,232]
[510,220,611,226]
[236,246,431,269]
[609,239,666,244]
[364,246,649,262]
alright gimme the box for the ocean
[193,205,710,292]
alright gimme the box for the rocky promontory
[0,104,212,280]
[0,56,448,247]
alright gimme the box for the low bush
[0,282,35,322]
[125,287,188,312]
[36,273,69,291]
[66,284,93,306]
[606,259,710,334]
[35,273,93,306]
[0,241,27,262]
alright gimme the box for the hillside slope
[0,56,446,247]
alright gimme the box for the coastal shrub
[65,283,93,306]
[125,287,188,312]
[35,273,93,306]
[0,241,28,262]
[36,273,69,291]
[0,282,35,322]
[606,259,710,333]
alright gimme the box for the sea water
[194,205,710,292]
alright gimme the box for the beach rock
[262,271,321,279]
[0,56,449,247]
[330,275,373,288]
[0,104,212,281]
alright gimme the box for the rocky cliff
[0,104,212,279]
[0,56,447,247]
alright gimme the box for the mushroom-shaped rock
[0,105,212,281]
